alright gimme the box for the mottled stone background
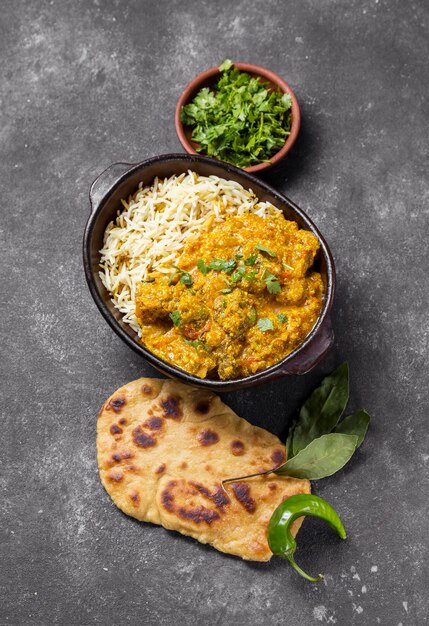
[1,0,428,624]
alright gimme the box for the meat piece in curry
[135,213,324,380]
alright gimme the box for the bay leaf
[334,410,371,449]
[285,416,297,458]
[275,433,358,480]
[292,363,349,457]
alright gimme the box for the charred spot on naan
[230,440,245,456]
[107,471,124,482]
[129,491,140,507]
[195,400,211,414]
[141,382,161,399]
[271,448,286,466]
[178,507,220,525]
[197,429,219,446]
[161,481,176,511]
[186,392,227,424]
[190,482,230,511]
[111,451,133,464]
[210,486,230,510]
[159,394,182,419]
[110,424,123,437]
[132,417,166,449]
[107,396,126,413]
[145,416,164,430]
[124,464,138,473]
[231,483,257,513]
[160,479,230,526]
[132,425,156,448]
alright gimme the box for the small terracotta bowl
[175,62,301,174]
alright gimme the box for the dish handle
[280,318,334,375]
[89,161,135,212]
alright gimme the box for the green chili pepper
[268,494,346,582]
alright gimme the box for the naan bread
[97,378,310,561]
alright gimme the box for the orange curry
[135,213,324,380]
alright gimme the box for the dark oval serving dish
[83,153,335,391]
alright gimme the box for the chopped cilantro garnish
[244,270,258,282]
[248,307,257,325]
[207,258,237,273]
[257,318,274,332]
[197,259,209,275]
[255,243,277,257]
[244,253,258,266]
[184,338,211,351]
[172,265,194,287]
[218,59,233,72]
[180,60,292,168]
[169,311,182,327]
[180,272,193,286]
[264,271,282,294]
[230,266,246,284]
[277,313,288,323]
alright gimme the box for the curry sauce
[135,213,324,380]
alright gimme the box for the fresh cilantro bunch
[181,60,292,167]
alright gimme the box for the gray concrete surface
[1,0,428,624]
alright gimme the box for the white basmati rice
[99,171,281,335]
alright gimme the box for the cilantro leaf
[244,270,258,282]
[184,338,211,351]
[219,59,233,72]
[257,318,274,332]
[264,271,282,294]
[172,265,194,287]
[179,272,193,286]
[248,307,257,325]
[169,311,182,327]
[244,253,258,266]
[255,243,277,257]
[197,259,210,275]
[267,280,281,295]
[207,258,237,273]
[277,313,288,323]
[281,93,293,108]
[230,266,246,284]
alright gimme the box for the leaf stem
[221,467,276,490]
